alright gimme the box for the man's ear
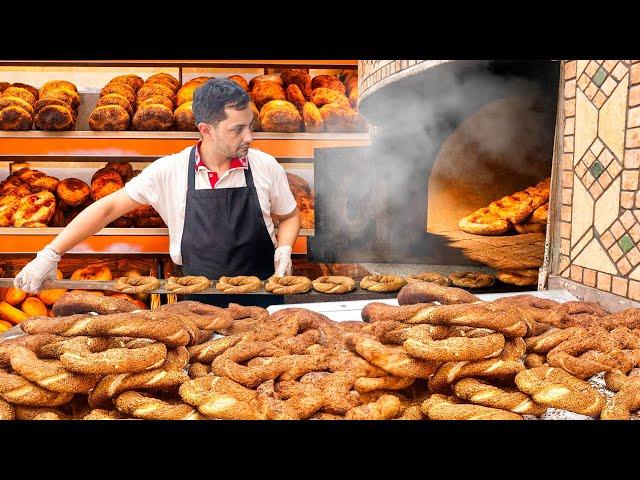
[197,123,212,138]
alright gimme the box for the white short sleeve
[270,164,297,216]
[124,159,164,206]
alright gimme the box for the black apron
[180,146,284,308]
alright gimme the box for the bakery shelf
[0,132,370,158]
[0,228,311,254]
[0,60,357,68]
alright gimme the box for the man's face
[209,106,254,158]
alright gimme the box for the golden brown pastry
[2,87,36,106]
[0,105,32,130]
[39,80,77,97]
[137,95,174,112]
[302,102,324,133]
[176,84,199,107]
[100,83,136,106]
[0,82,10,92]
[146,73,180,91]
[249,101,261,131]
[249,74,283,90]
[34,104,75,131]
[132,104,174,131]
[285,84,306,112]
[12,191,56,227]
[320,103,360,132]
[11,83,39,100]
[70,264,113,281]
[259,100,303,133]
[40,89,80,110]
[108,74,144,92]
[33,98,70,116]
[123,203,156,219]
[250,81,286,110]
[91,168,124,201]
[0,193,21,226]
[137,83,175,104]
[0,96,35,116]
[311,75,346,94]
[89,105,130,131]
[106,161,133,182]
[182,77,209,88]
[228,75,249,91]
[281,69,312,99]
[286,172,314,229]
[56,178,90,208]
[30,175,60,193]
[95,93,133,117]
[310,87,350,108]
[173,101,196,131]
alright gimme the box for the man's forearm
[276,210,301,248]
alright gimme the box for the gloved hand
[14,245,62,294]
[274,245,293,277]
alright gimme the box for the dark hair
[192,78,250,126]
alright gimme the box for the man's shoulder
[147,147,191,173]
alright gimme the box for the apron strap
[244,160,254,188]
[187,146,197,191]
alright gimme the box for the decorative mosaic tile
[622,170,639,191]
[593,173,620,234]
[619,233,635,253]
[602,60,618,73]
[597,170,613,192]
[598,148,614,167]
[585,61,599,77]
[609,243,624,261]
[612,62,629,81]
[593,91,607,108]
[599,76,629,161]
[597,271,612,291]
[621,210,636,229]
[627,246,640,267]
[590,138,605,156]
[618,258,632,275]
[571,228,593,260]
[590,160,604,178]
[577,60,589,77]
[612,277,628,296]
[574,91,597,160]
[592,67,607,87]
[589,182,604,198]
[571,180,594,245]
[575,160,587,178]
[601,231,615,248]
[574,238,617,273]
[601,76,618,96]
[622,191,636,209]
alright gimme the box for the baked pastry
[137,95,174,112]
[0,105,32,130]
[91,168,124,201]
[459,207,511,235]
[2,87,36,106]
[286,172,314,229]
[33,98,70,116]
[56,178,90,208]
[132,104,174,131]
[145,73,180,91]
[12,191,56,227]
[0,193,21,226]
[40,89,80,110]
[319,103,360,132]
[39,80,77,97]
[30,175,60,193]
[310,87,350,108]
[0,82,11,93]
[281,69,312,99]
[311,75,346,94]
[123,203,156,219]
[105,161,133,182]
[302,102,324,133]
[285,84,306,112]
[108,74,144,92]
[249,74,283,90]
[249,102,261,131]
[228,75,249,92]
[95,93,133,117]
[100,83,136,107]
[11,82,38,100]
[34,105,75,131]
[259,100,302,133]
[89,105,129,131]
[137,83,175,103]
[0,96,34,116]
[70,264,113,281]
[173,102,196,131]
[176,84,199,107]
[250,81,286,110]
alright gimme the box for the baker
[14,78,300,308]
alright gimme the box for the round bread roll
[259,100,303,133]
[173,102,196,131]
[137,84,175,104]
[89,105,130,131]
[106,161,133,182]
[39,80,77,97]
[310,88,350,108]
[109,74,144,92]
[0,96,34,116]
[251,81,286,110]
[40,89,80,110]
[145,78,179,94]
[2,87,36,106]
[0,106,32,130]
[183,77,210,88]
[33,98,70,116]
[11,83,39,100]
[30,175,59,193]
[100,83,136,106]
[132,104,174,131]
[311,75,346,94]
[71,264,113,281]
[0,82,10,92]
[249,74,282,90]
[95,93,133,117]
[91,168,124,201]
[137,95,174,111]
[302,102,324,133]
[320,103,360,132]
[145,73,180,91]
[34,104,75,131]
[285,84,306,112]
[281,69,312,98]
[249,101,261,132]
[228,75,249,92]
[176,84,199,107]
[56,178,91,208]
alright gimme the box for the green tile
[619,233,634,254]
[592,67,607,87]
[590,160,605,179]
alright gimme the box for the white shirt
[124,145,297,265]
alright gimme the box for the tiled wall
[558,60,640,300]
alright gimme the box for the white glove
[274,245,293,277]
[14,245,61,294]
